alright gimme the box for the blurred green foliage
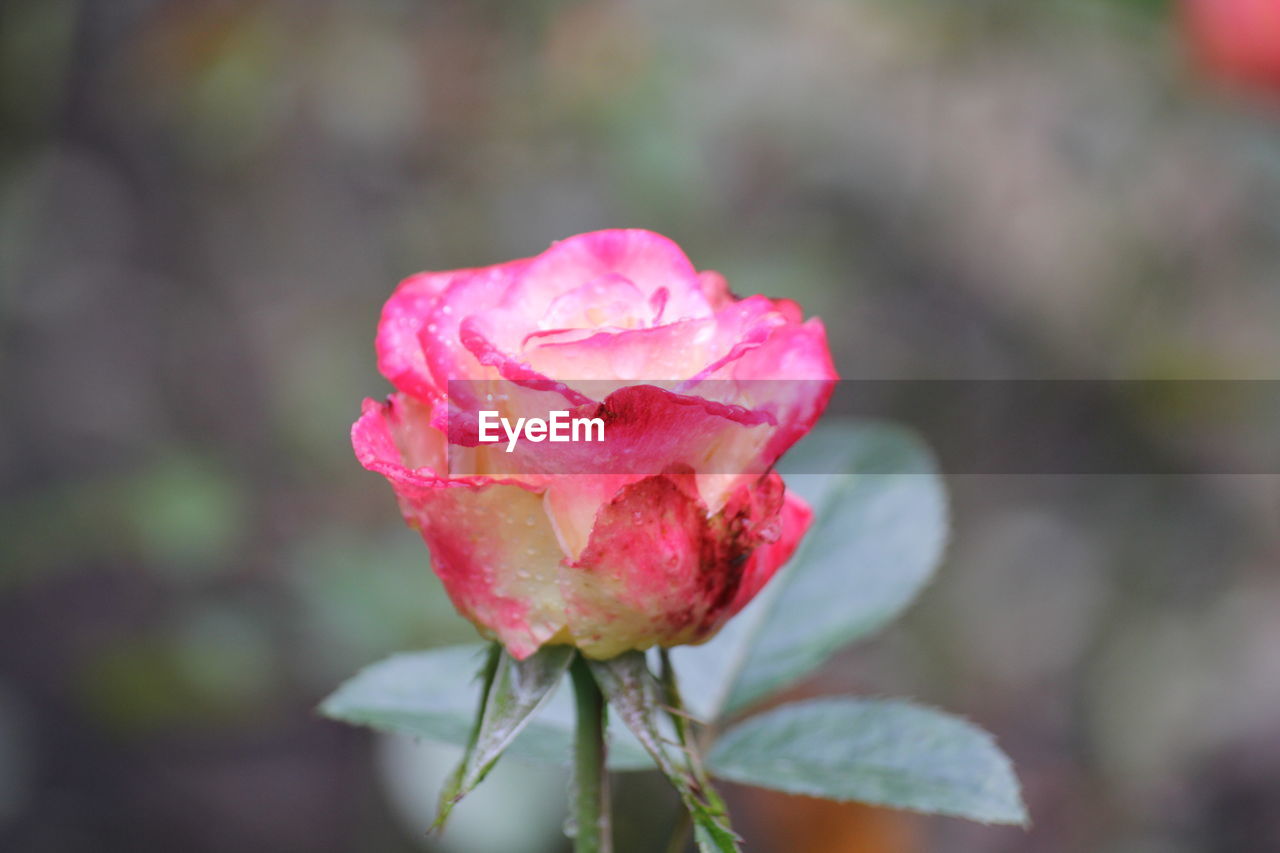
[1,0,1278,851]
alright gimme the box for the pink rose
[353,229,836,659]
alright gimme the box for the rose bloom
[353,230,836,659]
[1182,0,1280,94]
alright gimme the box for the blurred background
[2,0,1279,851]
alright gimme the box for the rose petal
[513,384,781,560]
[458,316,595,407]
[698,270,735,310]
[419,260,530,389]
[352,394,566,658]
[542,473,648,563]
[523,317,715,383]
[723,488,812,617]
[406,481,567,659]
[514,229,711,325]
[376,271,456,403]
[522,294,782,387]
[684,317,838,466]
[560,472,799,659]
[540,273,652,331]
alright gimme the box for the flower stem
[570,654,612,853]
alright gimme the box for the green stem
[570,655,612,853]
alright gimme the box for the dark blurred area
[1,1,1278,851]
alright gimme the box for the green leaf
[707,698,1027,826]
[588,653,742,852]
[671,421,948,718]
[318,644,653,770]
[435,644,574,828]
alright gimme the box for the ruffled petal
[523,317,716,384]
[513,229,711,325]
[522,294,783,387]
[458,317,593,399]
[376,271,455,403]
[419,260,530,389]
[686,317,838,467]
[540,273,652,331]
